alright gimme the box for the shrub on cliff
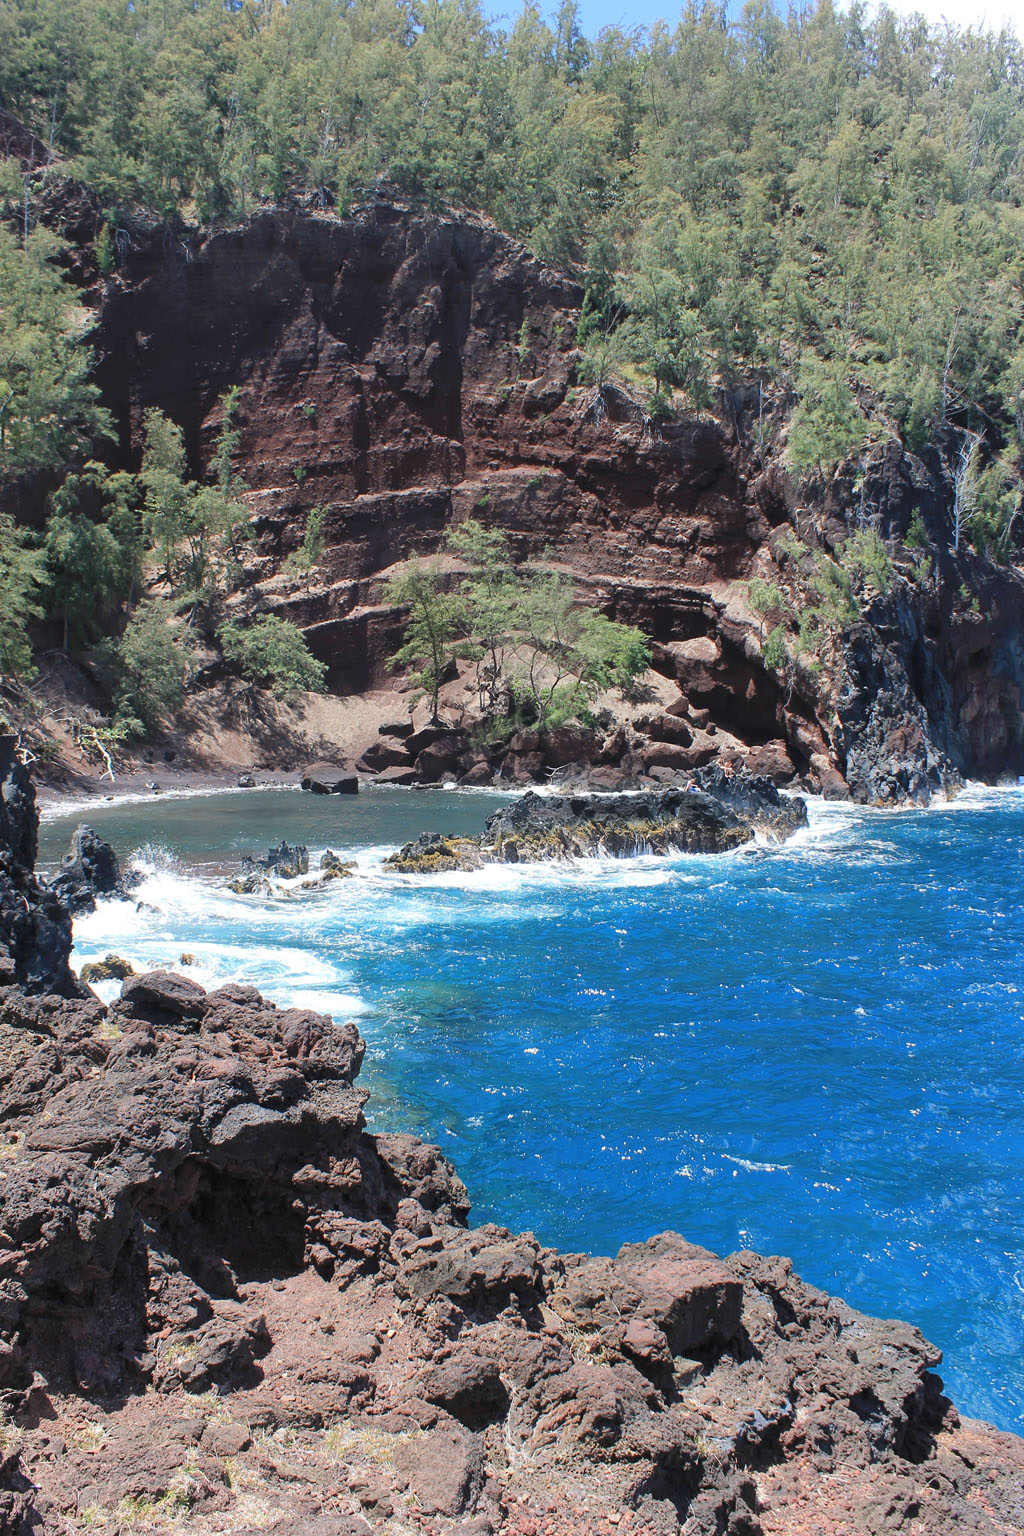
[388,520,651,729]
[0,513,47,680]
[218,615,327,700]
[111,600,186,738]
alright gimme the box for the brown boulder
[356,740,413,772]
[392,1422,485,1517]
[301,762,359,794]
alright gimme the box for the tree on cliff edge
[387,521,650,730]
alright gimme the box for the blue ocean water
[39,784,1024,1433]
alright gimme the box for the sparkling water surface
[38,783,1024,1433]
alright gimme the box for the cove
[39,783,1024,1434]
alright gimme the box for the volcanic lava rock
[301,763,359,794]
[79,953,135,983]
[0,967,1020,1534]
[690,765,809,840]
[385,779,807,873]
[0,737,80,996]
[49,823,135,915]
[229,840,310,892]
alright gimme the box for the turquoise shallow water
[39,783,1024,1433]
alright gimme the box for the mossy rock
[81,953,135,983]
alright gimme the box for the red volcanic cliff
[84,201,1024,800]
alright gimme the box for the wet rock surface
[386,778,806,874]
[49,823,136,915]
[229,840,311,892]
[0,739,80,996]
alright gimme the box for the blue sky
[485,0,1021,40]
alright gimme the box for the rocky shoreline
[2,747,1024,1536]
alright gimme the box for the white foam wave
[721,1153,793,1174]
[931,779,1024,813]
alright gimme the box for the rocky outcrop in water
[49,824,136,915]
[386,779,807,874]
[228,840,310,892]
[228,841,355,894]
[301,763,359,794]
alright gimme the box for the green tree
[385,561,459,721]
[0,227,111,483]
[139,408,193,586]
[43,510,124,649]
[444,519,520,712]
[111,599,186,737]
[218,614,327,698]
[0,512,47,678]
[786,357,867,475]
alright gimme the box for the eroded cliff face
[87,202,1024,799]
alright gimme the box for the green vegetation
[388,519,650,729]
[746,578,789,637]
[110,599,186,738]
[0,513,46,678]
[218,614,328,698]
[0,0,1022,731]
[285,503,328,581]
[0,0,1021,476]
[840,529,893,597]
[385,562,460,722]
[0,225,110,481]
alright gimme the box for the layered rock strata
[80,201,1024,803]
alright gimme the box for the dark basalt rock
[229,840,310,892]
[0,738,80,997]
[301,763,358,794]
[386,778,807,873]
[49,823,135,915]
[690,765,809,840]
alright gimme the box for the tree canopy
[2,0,1022,476]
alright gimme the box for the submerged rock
[386,778,807,874]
